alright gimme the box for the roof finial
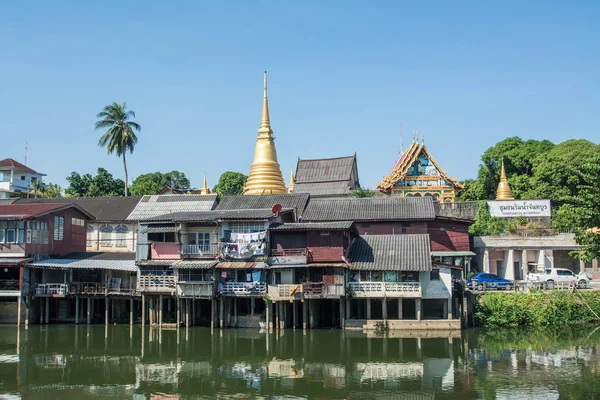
[496,158,515,200]
[288,168,295,193]
[200,172,210,195]
[258,70,271,135]
[421,131,424,146]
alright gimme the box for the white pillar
[17,296,22,327]
[483,250,490,272]
[141,295,146,326]
[159,295,163,330]
[398,298,403,319]
[130,298,134,326]
[505,250,515,280]
[522,249,529,280]
[416,299,421,321]
[87,297,91,325]
[366,298,372,320]
[382,299,387,321]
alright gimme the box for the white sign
[487,199,551,218]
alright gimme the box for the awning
[0,258,32,266]
[171,260,218,270]
[29,258,137,272]
[431,251,476,257]
[143,225,177,234]
[217,262,266,269]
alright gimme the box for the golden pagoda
[243,71,287,195]
[288,168,295,193]
[200,172,210,195]
[495,159,514,200]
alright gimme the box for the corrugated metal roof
[295,155,356,183]
[145,208,291,223]
[17,196,143,222]
[270,221,355,231]
[127,194,218,221]
[431,251,476,257]
[348,234,431,271]
[0,257,32,265]
[216,194,309,212]
[29,252,137,272]
[143,225,178,233]
[302,197,435,221]
[171,260,218,269]
[217,262,266,269]
[292,181,351,196]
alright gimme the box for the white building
[0,158,45,199]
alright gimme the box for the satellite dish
[272,204,283,215]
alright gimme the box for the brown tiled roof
[0,158,43,175]
[17,196,142,222]
[348,234,431,271]
[0,203,94,220]
[301,196,435,222]
[295,155,356,184]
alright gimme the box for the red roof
[0,203,93,220]
[0,158,43,175]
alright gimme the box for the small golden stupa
[288,168,295,193]
[200,172,210,195]
[243,71,288,195]
[495,159,514,200]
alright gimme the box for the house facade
[0,203,93,324]
[0,158,46,199]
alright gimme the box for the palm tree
[94,102,141,196]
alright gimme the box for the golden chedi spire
[200,172,210,195]
[496,159,515,200]
[288,168,295,193]
[243,71,287,195]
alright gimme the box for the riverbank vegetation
[474,291,600,327]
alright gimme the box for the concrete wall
[0,299,24,324]
[87,222,137,252]
[345,318,460,331]
[421,268,452,299]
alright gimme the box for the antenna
[23,141,28,165]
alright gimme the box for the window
[53,216,65,241]
[401,223,410,234]
[115,224,129,247]
[228,221,264,233]
[100,224,113,247]
[0,221,26,244]
[401,272,420,282]
[30,220,49,244]
[430,269,440,281]
[189,232,211,252]
[72,217,85,226]
[384,272,399,282]
[179,269,212,282]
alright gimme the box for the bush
[474,291,600,327]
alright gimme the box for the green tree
[349,186,375,198]
[43,183,63,198]
[468,200,509,236]
[65,168,124,197]
[95,102,141,196]
[212,172,248,196]
[130,171,191,196]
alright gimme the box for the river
[0,325,599,399]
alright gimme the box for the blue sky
[1,1,598,190]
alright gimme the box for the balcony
[177,282,214,298]
[180,244,219,259]
[35,284,69,296]
[267,284,303,301]
[138,275,176,293]
[0,279,19,291]
[268,248,308,265]
[150,242,181,260]
[220,282,266,297]
[70,282,135,296]
[348,282,421,298]
[303,282,345,299]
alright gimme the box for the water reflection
[0,325,600,398]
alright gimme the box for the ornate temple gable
[376,141,462,202]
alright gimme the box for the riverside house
[0,203,93,324]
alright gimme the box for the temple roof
[376,141,461,193]
[293,155,358,196]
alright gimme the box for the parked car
[528,268,591,289]
[467,273,514,291]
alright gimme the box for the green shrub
[474,291,600,327]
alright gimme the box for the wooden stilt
[192,299,196,326]
[75,296,79,324]
[159,295,163,330]
[293,301,298,330]
[275,301,280,330]
[141,295,146,326]
[17,296,21,327]
[266,301,271,331]
[339,299,344,329]
[219,298,224,329]
[416,299,421,321]
[185,298,190,328]
[177,298,181,327]
[130,297,134,326]
[87,297,91,325]
[40,298,43,324]
[398,298,403,320]
[45,297,49,324]
[105,297,109,325]
[382,299,388,320]
[25,297,29,329]
[210,299,215,330]
[233,298,237,328]
[366,298,372,320]
[302,301,307,330]
[251,298,255,317]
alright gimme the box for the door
[514,262,521,281]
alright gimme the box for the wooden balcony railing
[268,248,308,265]
[267,284,303,301]
[138,275,176,293]
[220,282,266,296]
[302,282,345,299]
[70,282,135,295]
[270,248,307,257]
[348,282,421,298]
